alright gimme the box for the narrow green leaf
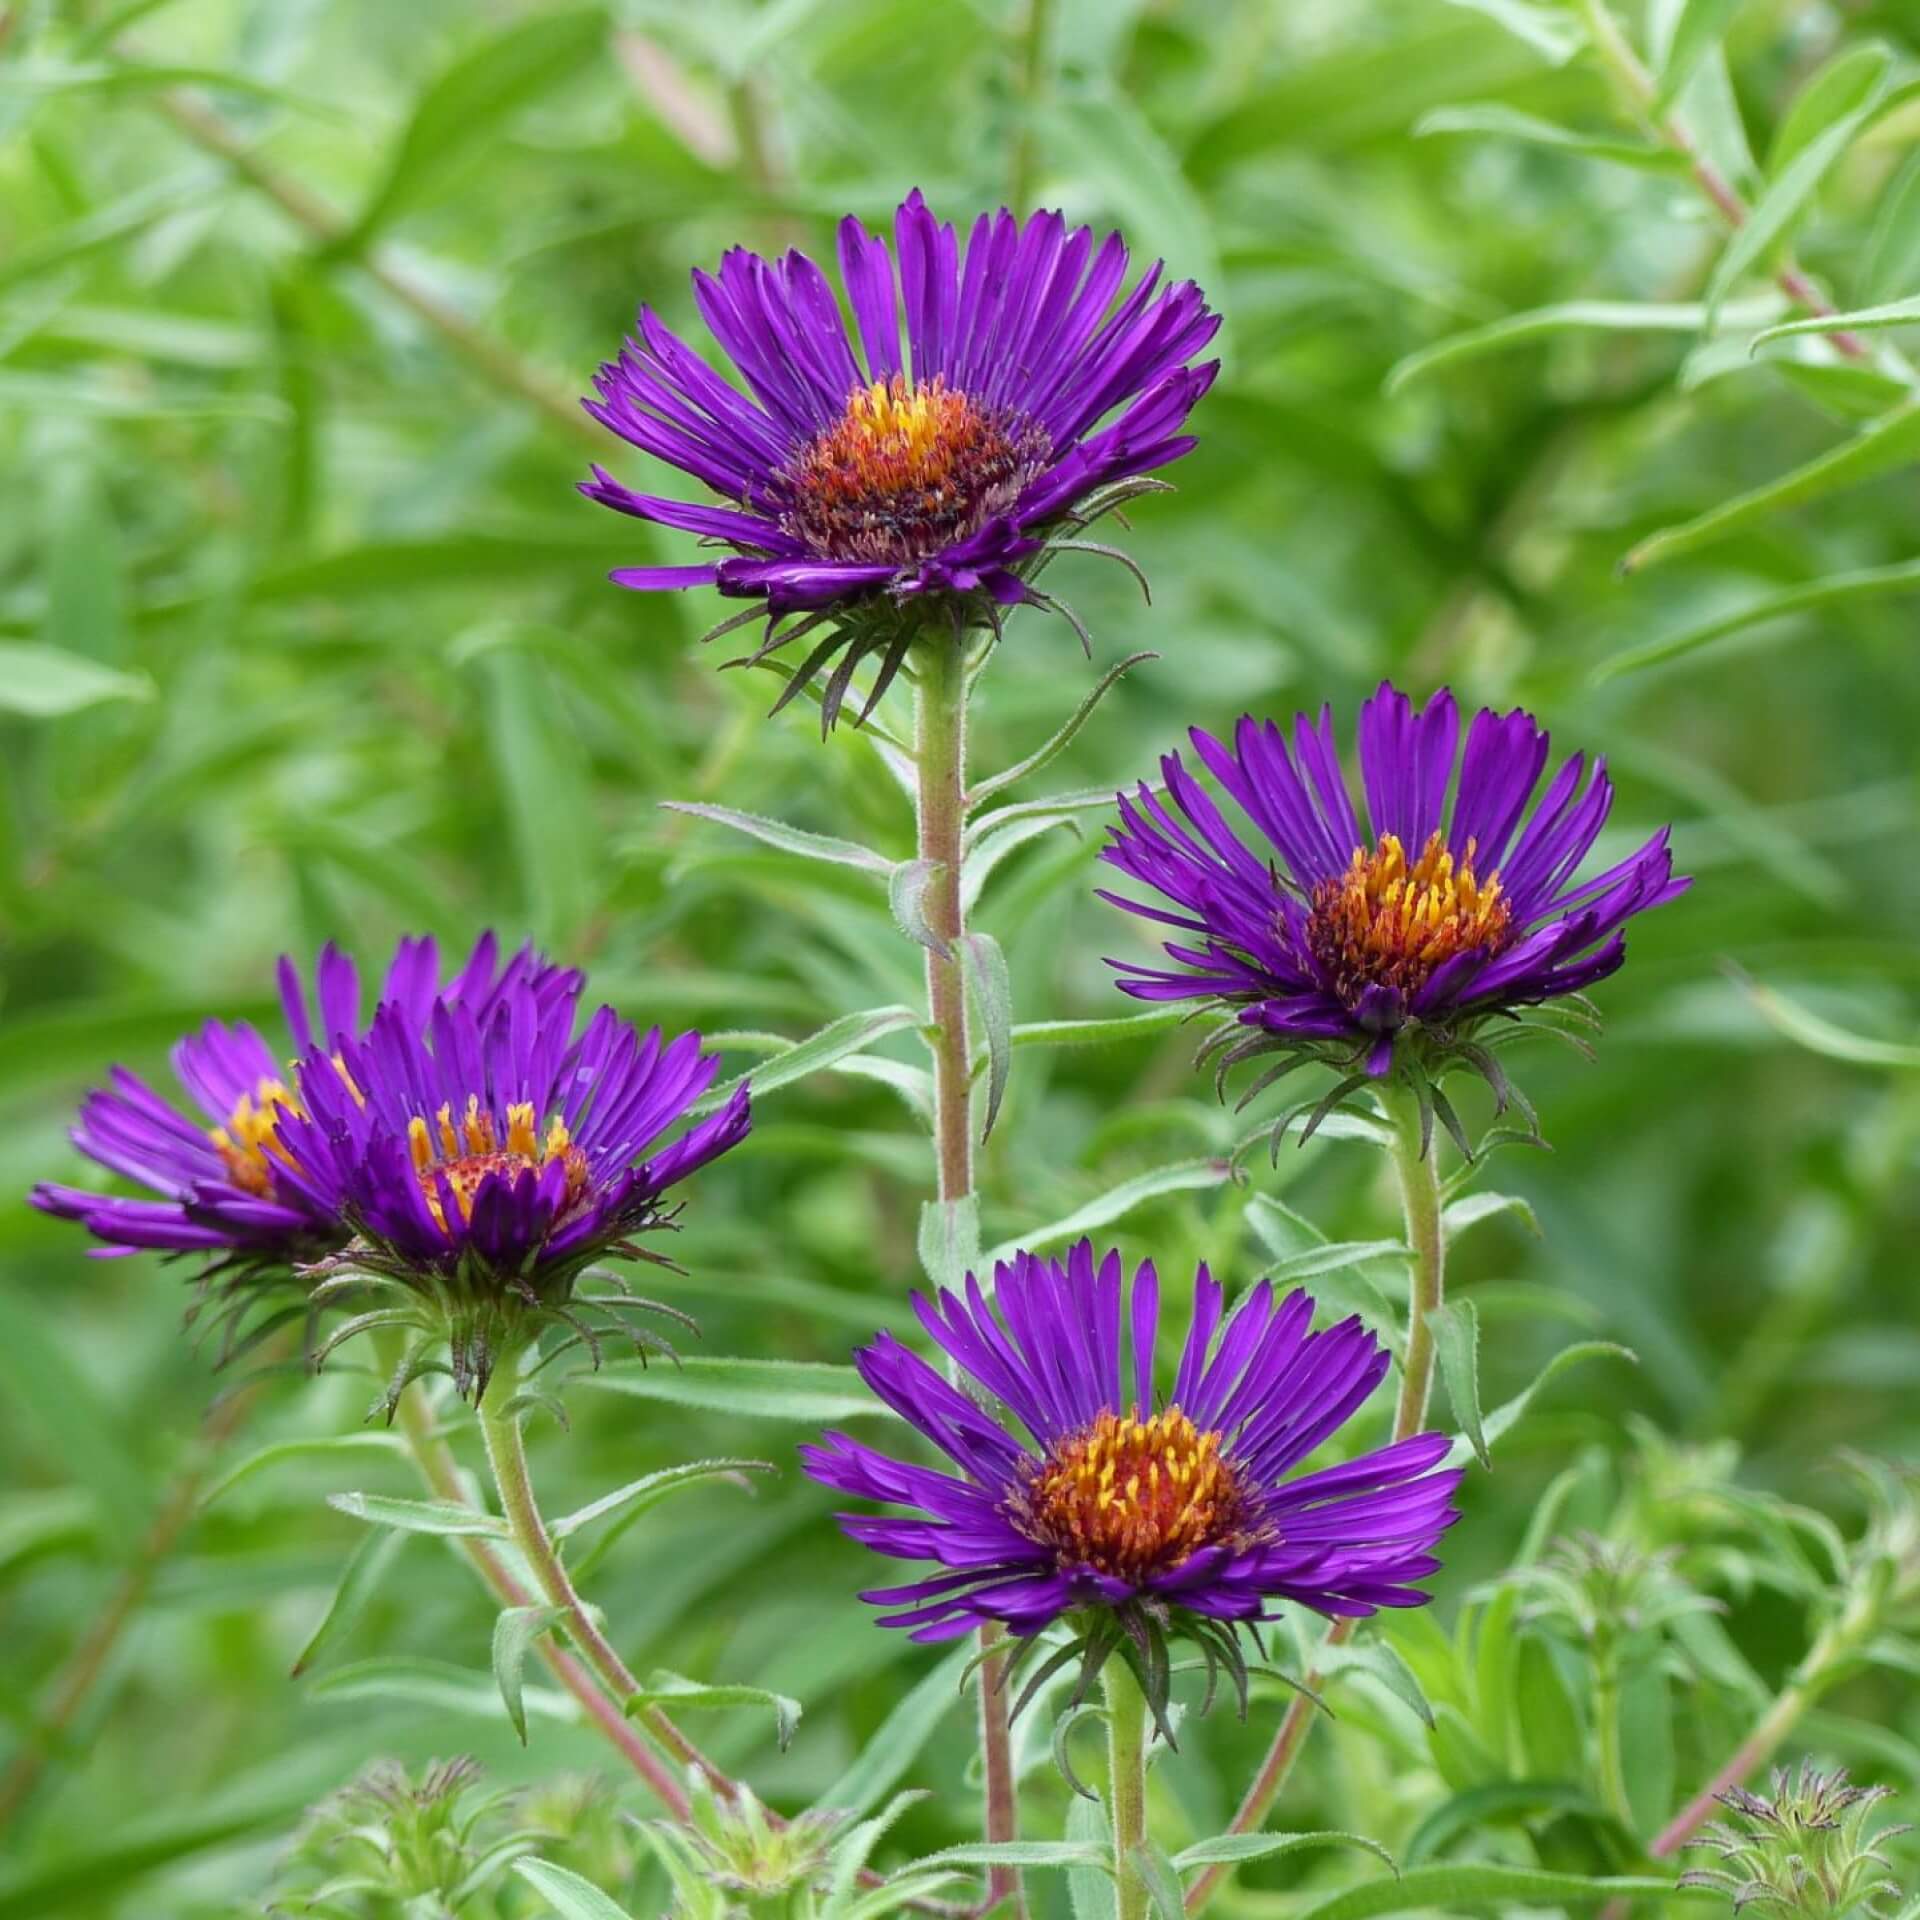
[909,1841,1111,1871]
[1866,149,1920,300]
[514,1857,640,1920]
[201,1431,411,1509]
[1514,1639,1587,1780]
[1292,1864,1706,1919]
[1440,1191,1541,1240]
[692,1005,920,1114]
[310,1655,572,1723]
[551,1459,775,1543]
[1621,397,1920,573]
[627,1670,801,1750]
[664,801,891,875]
[1388,302,1721,392]
[338,9,604,250]
[0,641,152,716]
[1067,1797,1116,1920]
[1439,0,1581,61]
[1172,1830,1396,1872]
[1735,971,1920,1068]
[578,1356,884,1423]
[1653,0,1746,113]
[326,1491,509,1538]
[1752,295,1920,351]
[1416,103,1679,170]
[970,651,1156,805]
[1769,42,1893,174]
[1320,1637,1437,1729]
[1011,1007,1189,1050]
[820,1642,973,1814]
[889,857,950,957]
[1429,1300,1487,1468]
[1132,1843,1187,1920]
[1404,1781,1603,1867]
[1268,1239,1410,1281]
[493,1606,565,1745]
[983,1158,1234,1266]
[960,931,1013,1140]
[918,1194,981,1292]
[962,785,1122,853]
[1444,1342,1636,1468]
[289,1527,408,1678]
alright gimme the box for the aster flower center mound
[778,375,1051,567]
[405,1097,591,1230]
[1013,1407,1267,1584]
[1306,830,1513,1014]
[210,1077,304,1196]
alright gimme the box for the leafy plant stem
[387,1368,692,1818]
[474,1378,729,1796]
[1184,1077,1446,1915]
[915,630,1026,1919]
[1106,1654,1152,1920]
[1008,0,1054,211]
[1591,1650,1634,1830]
[1572,0,1877,365]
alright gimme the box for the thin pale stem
[475,1379,727,1788]
[1575,0,1878,365]
[914,633,1025,1920]
[390,1378,692,1818]
[1592,1652,1634,1830]
[1105,1658,1152,1920]
[1007,0,1055,211]
[1185,1080,1443,1915]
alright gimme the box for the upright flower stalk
[1104,1658,1152,1920]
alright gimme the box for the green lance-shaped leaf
[1318,1635,1437,1728]
[309,1654,572,1723]
[577,1355,884,1424]
[1427,1299,1488,1469]
[290,1526,410,1678]
[1403,1781,1608,1867]
[888,857,950,957]
[1621,396,1920,574]
[1266,1239,1411,1282]
[1415,103,1681,171]
[692,1004,921,1114]
[1768,42,1893,174]
[1290,1864,1711,1918]
[1653,0,1746,113]
[549,1458,776,1543]
[969,651,1156,805]
[626,1670,802,1751]
[960,931,1012,1140]
[1172,1830,1397,1873]
[1440,1190,1541,1241]
[493,1605,565,1745]
[326,1490,509,1538]
[1011,1007,1189,1051]
[918,1194,981,1292]
[983,1158,1235,1266]
[907,1841,1112,1873]
[1735,969,1920,1069]
[335,9,605,253]
[0,641,152,716]
[1387,302,1729,392]
[663,800,892,875]
[1440,0,1582,60]
[513,1858,641,1920]
[201,1431,412,1509]
[1752,296,1920,352]
[1132,1842,1187,1920]
[1443,1341,1637,1469]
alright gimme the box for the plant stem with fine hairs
[1105,1657,1153,1920]
[915,631,1025,1920]
[1185,1079,1445,1915]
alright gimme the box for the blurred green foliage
[5,0,1920,1914]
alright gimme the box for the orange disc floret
[1010,1407,1267,1584]
[1305,829,1513,1011]
[407,1098,590,1231]
[210,1078,304,1196]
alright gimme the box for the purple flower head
[29,933,577,1355]
[582,189,1220,728]
[1099,682,1690,1135]
[273,980,751,1404]
[802,1241,1460,1729]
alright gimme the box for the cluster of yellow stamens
[406,1096,589,1230]
[1011,1407,1263,1583]
[211,1078,304,1196]
[779,374,1048,565]
[1305,830,1513,1008]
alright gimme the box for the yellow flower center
[1009,1407,1265,1584]
[210,1078,303,1196]
[1305,830,1513,1009]
[406,1096,589,1229]
[778,374,1050,565]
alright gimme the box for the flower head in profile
[802,1241,1460,1729]
[582,189,1219,727]
[274,980,751,1405]
[28,933,576,1357]
[1100,682,1688,1145]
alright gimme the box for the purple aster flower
[802,1241,1460,1728]
[29,933,576,1356]
[1099,681,1690,1137]
[273,979,752,1403]
[581,189,1219,727]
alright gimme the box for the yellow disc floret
[1011,1407,1266,1583]
[407,1097,588,1230]
[210,1078,303,1196]
[1305,829,1513,1009]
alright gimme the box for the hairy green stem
[475,1380,726,1789]
[1185,1079,1444,1915]
[914,634,1026,1919]
[1105,1658,1152,1920]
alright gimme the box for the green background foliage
[3,0,1920,1913]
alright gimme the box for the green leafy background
[4,0,1920,1914]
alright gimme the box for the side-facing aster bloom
[29,933,576,1354]
[582,190,1219,726]
[802,1241,1459,1726]
[272,979,752,1403]
[1100,682,1689,1134]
